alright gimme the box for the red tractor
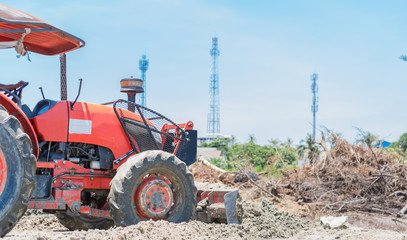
[0,4,238,237]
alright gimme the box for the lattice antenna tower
[310,73,319,142]
[207,37,220,136]
[138,54,149,107]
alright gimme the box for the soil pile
[239,198,312,239]
[12,210,67,231]
[6,199,311,240]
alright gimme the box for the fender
[0,92,39,158]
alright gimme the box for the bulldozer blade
[224,190,240,224]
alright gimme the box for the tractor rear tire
[108,150,197,226]
[0,106,36,237]
[55,211,114,231]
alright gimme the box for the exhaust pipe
[120,77,143,111]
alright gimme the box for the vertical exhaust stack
[120,77,144,112]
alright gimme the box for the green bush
[200,136,299,175]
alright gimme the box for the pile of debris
[190,156,259,186]
[284,134,407,216]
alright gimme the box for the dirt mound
[239,198,312,238]
[11,210,67,232]
[6,199,310,240]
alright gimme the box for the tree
[199,138,231,155]
[355,127,378,148]
[248,134,256,143]
[298,133,320,164]
[390,132,407,152]
[268,139,280,147]
[202,136,299,174]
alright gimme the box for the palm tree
[298,133,320,164]
[248,134,256,143]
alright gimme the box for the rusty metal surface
[79,206,111,219]
[195,189,240,224]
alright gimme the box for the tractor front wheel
[0,106,36,237]
[108,150,197,226]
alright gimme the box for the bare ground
[4,194,407,240]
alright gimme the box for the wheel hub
[0,150,6,196]
[135,177,173,219]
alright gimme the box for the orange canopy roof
[0,4,85,56]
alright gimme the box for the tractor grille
[113,100,187,155]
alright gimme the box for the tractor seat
[22,99,57,118]
[21,104,34,118]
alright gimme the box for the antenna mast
[310,73,319,142]
[138,54,149,107]
[207,37,220,137]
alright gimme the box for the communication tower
[138,54,149,107]
[310,73,319,142]
[207,37,220,136]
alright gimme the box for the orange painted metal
[29,101,69,143]
[29,198,60,209]
[52,160,112,190]
[161,121,194,155]
[68,102,135,160]
[79,206,111,218]
[29,160,113,211]
[36,161,55,169]
[0,149,6,195]
[195,190,230,223]
[30,101,137,159]
[0,4,85,55]
[134,175,173,219]
[0,92,39,158]
[30,100,156,167]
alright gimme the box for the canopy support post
[60,53,67,101]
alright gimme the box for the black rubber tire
[108,150,197,226]
[55,211,114,231]
[0,105,36,237]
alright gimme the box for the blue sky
[1,0,407,145]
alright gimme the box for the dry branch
[282,134,407,216]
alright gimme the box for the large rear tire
[0,106,36,237]
[108,150,197,226]
[55,211,114,231]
